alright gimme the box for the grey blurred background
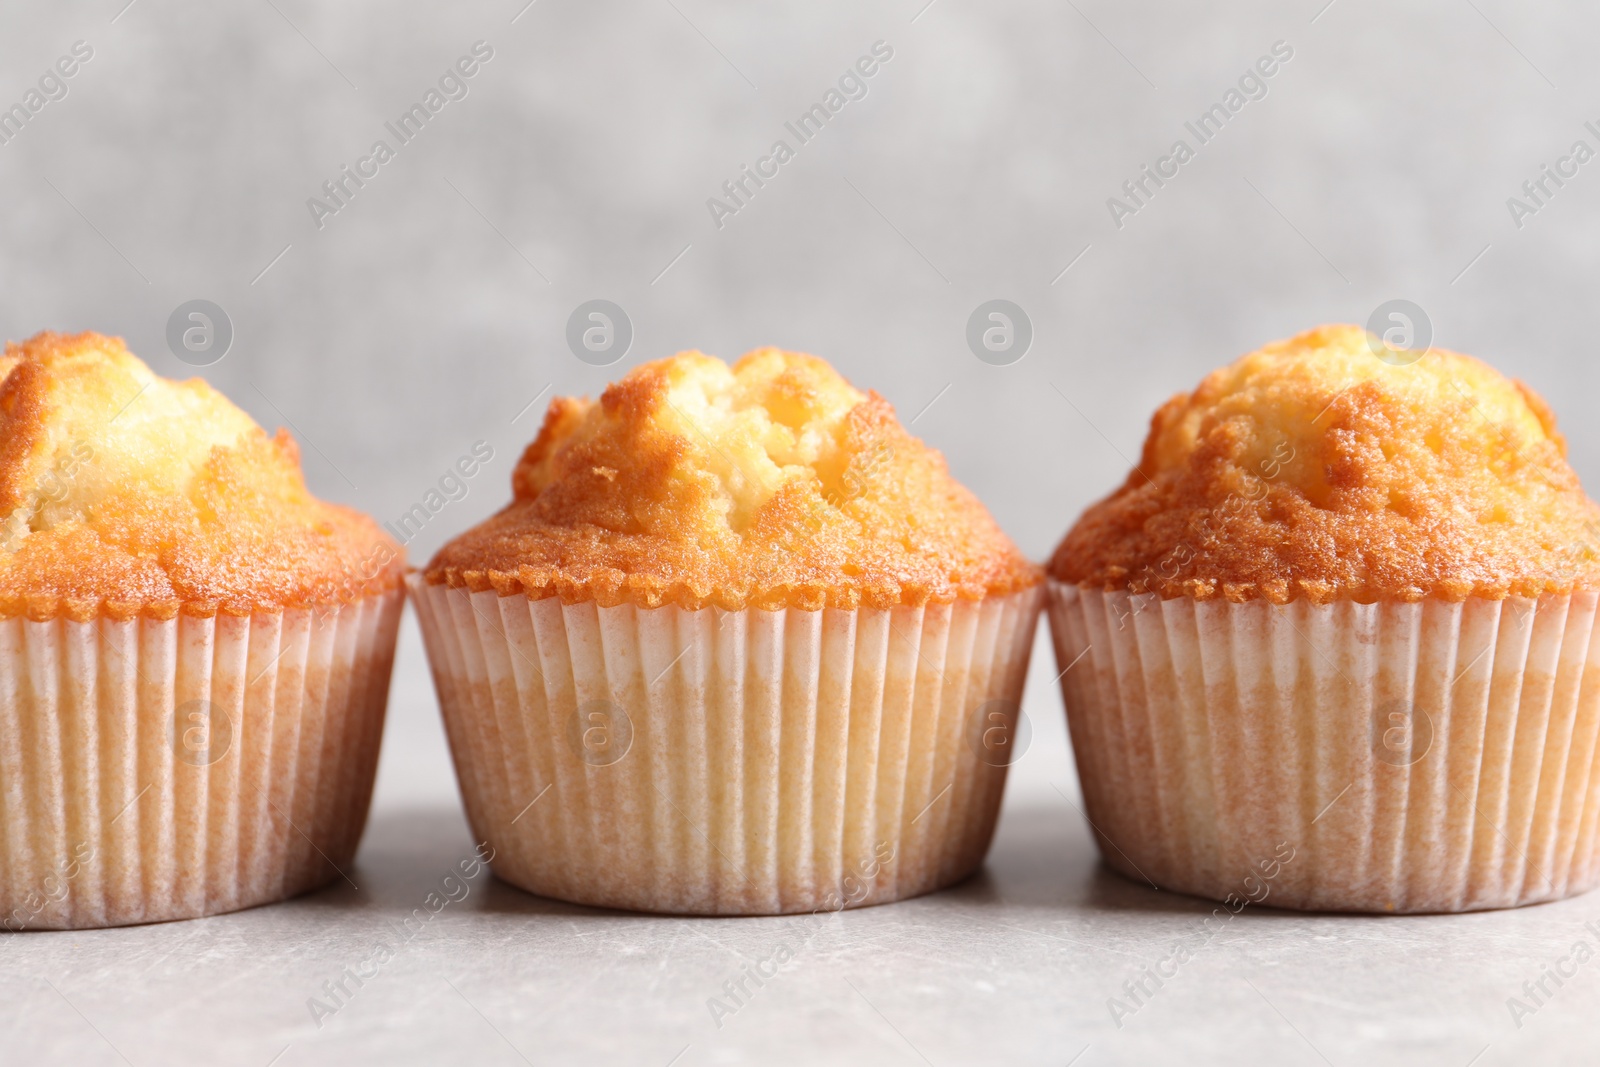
[5,0,1596,565]
[4,0,1596,814]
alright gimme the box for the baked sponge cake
[0,331,403,930]
[1053,323,1598,602]
[414,348,1042,915]
[1047,324,1600,913]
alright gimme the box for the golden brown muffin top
[426,348,1039,610]
[0,331,402,620]
[1050,324,1600,604]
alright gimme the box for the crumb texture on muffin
[426,348,1039,610]
[1050,324,1600,603]
[0,331,401,619]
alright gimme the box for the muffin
[412,348,1042,915]
[0,332,404,930]
[1048,324,1600,913]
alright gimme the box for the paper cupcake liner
[410,578,1043,915]
[1048,579,1600,913]
[0,587,403,931]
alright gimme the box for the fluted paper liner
[1048,579,1600,912]
[411,578,1042,915]
[0,588,403,930]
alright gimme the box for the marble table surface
[5,622,1595,1066]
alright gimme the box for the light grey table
[4,618,1593,1066]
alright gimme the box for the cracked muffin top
[1050,324,1600,604]
[425,348,1039,610]
[0,331,401,620]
